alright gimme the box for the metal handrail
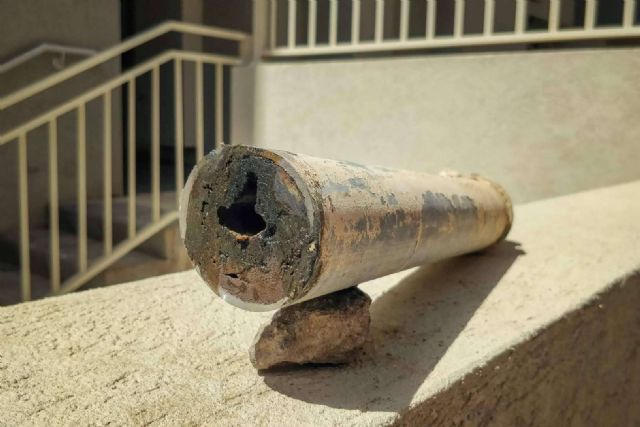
[262,0,640,57]
[0,50,240,144]
[3,22,245,303]
[0,43,96,73]
[0,20,248,109]
[267,27,640,56]
[8,49,234,302]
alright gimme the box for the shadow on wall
[261,240,524,413]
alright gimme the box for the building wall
[0,0,121,233]
[234,48,640,204]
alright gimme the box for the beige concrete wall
[235,48,640,203]
[0,0,122,233]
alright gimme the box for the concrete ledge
[1,181,639,426]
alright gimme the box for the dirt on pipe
[180,145,513,311]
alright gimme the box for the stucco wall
[234,48,640,203]
[0,0,121,233]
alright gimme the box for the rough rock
[249,287,371,370]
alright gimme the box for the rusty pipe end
[180,145,321,311]
[438,169,513,245]
[468,173,514,243]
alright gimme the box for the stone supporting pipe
[180,145,513,312]
[250,287,372,370]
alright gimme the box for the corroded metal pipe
[179,145,512,311]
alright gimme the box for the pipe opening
[217,172,266,236]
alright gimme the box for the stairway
[0,192,191,306]
[0,20,242,307]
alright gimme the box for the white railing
[262,0,640,57]
[0,21,248,302]
[0,43,96,73]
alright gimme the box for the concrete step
[0,227,192,305]
[58,192,179,259]
[0,227,115,281]
[0,225,190,283]
[0,191,192,304]
[0,263,50,306]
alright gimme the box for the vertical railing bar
[515,0,526,33]
[548,0,560,32]
[623,0,636,27]
[426,0,436,39]
[454,0,465,38]
[195,60,205,162]
[270,0,278,48]
[329,0,338,46]
[174,59,184,207]
[18,133,31,302]
[48,120,60,293]
[484,0,495,36]
[288,0,297,48]
[103,90,113,255]
[215,63,224,149]
[128,78,137,239]
[400,0,410,40]
[375,0,385,43]
[585,0,597,29]
[351,0,361,44]
[308,0,317,46]
[77,103,87,273]
[151,66,160,222]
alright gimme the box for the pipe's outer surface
[180,145,513,311]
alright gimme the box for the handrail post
[623,0,636,28]
[548,0,560,32]
[151,67,161,222]
[454,0,465,38]
[329,0,338,46]
[585,0,597,30]
[215,63,224,148]
[515,0,527,34]
[18,134,31,302]
[270,0,278,50]
[77,104,88,273]
[426,0,436,39]
[375,0,385,43]
[103,91,113,255]
[309,0,318,46]
[175,59,184,206]
[288,0,297,49]
[351,0,361,44]
[400,0,410,41]
[127,78,137,239]
[484,0,495,36]
[195,60,204,161]
[49,120,61,293]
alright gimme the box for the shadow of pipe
[262,240,524,413]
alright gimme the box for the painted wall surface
[0,0,121,233]
[236,48,640,203]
